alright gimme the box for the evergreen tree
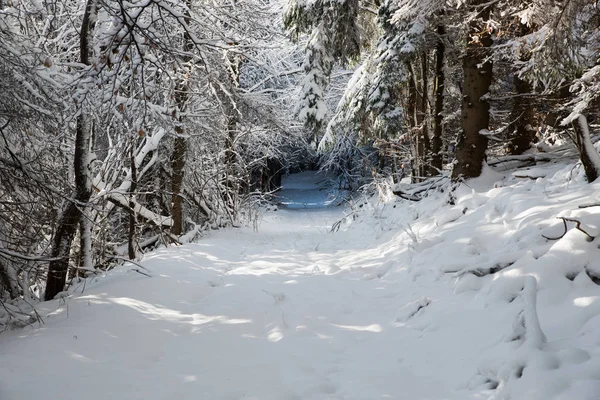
[284,0,361,141]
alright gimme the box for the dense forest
[2,0,600,327]
[4,1,600,399]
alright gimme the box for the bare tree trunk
[77,210,92,274]
[406,61,419,182]
[507,22,536,155]
[572,114,600,182]
[419,53,431,177]
[452,3,493,180]
[431,24,445,173]
[0,261,19,299]
[128,147,137,260]
[45,0,96,301]
[170,2,192,236]
[221,51,242,216]
[170,133,186,236]
[224,109,238,211]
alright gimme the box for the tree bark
[128,146,137,260]
[572,114,600,182]
[0,261,19,299]
[406,61,419,182]
[77,210,92,274]
[170,133,186,236]
[170,2,193,236]
[507,76,535,155]
[507,22,536,155]
[221,51,242,214]
[419,53,431,177]
[45,0,96,301]
[224,109,238,202]
[406,61,417,129]
[452,3,493,180]
[431,24,445,173]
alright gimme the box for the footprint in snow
[206,277,224,287]
[394,297,431,323]
[262,289,285,304]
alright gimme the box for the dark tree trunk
[419,53,431,177]
[264,158,283,192]
[431,24,445,173]
[45,0,95,301]
[128,147,137,260]
[77,210,91,277]
[406,61,417,129]
[0,261,19,299]
[170,133,186,235]
[507,76,535,155]
[507,22,536,155]
[170,2,192,236]
[224,111,238,200]
[452,3,493,180]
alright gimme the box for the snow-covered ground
[2,166,600,400]
[275,170,346,209]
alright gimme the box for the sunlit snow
[2,166,600,399]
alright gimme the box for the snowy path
[275,170,345,209]
[0,216,458,399]
[3,169,600,399]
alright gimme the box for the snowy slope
[2,167,600,400]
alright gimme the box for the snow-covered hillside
[2,166,600,400]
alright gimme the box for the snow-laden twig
[542,217,596,241]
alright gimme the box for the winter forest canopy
[3,0,600,391]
